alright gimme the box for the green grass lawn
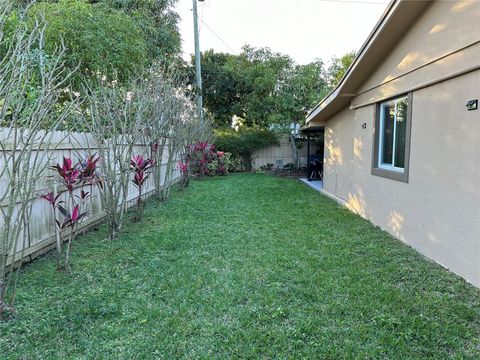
[1,174,479,359]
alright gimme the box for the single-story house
[303,0,480,287]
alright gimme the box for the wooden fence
[251,135,322,169]
[1,130,180,266]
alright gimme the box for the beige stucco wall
[353,0,480,107]
[323,108,354,201]
[321,1,480,287]
[323,70,480,287]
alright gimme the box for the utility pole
[193,0,204,123]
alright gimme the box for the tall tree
[199,50,243,127]
[9,0,182,88]
[327,50,356,88]
[240,46,294,127]
[99,0,181,65]
[268,60,329,168]
[26,0,148,88]
[197,46,329,129]
[270,60,328,128]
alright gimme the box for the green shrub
[260,163,274,171]
[222,152,242,173]
[27,0,148,87]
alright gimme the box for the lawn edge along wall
[313,186,478,288]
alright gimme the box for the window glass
[373,94,410,182]
[394,98,408,168]
[378,96,408,171]
[381,103,395,166]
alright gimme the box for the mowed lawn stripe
[1,174,479,359]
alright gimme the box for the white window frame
[378,96,407,173]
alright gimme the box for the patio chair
[309,159,323,181]
[274,159,284,176]
[282,162,295,176]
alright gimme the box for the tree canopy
[199,50,241,127]
[27,0,148,87]
[213,127,279,170]
[194,46,355,130]
[5,0,183,89]
[98,0,181,64]
[326,51,356,88]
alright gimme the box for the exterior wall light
[466,99,478,111]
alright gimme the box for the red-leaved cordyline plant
[131,155,154,222]
[178,160,190,189]
[51,157,80,194]
[43,155,100,271]
[186,142,211,176]
[79,155,101,185]
[186,142,226,176]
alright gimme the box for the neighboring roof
[306,0,431,125]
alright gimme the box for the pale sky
[176,0,390,65]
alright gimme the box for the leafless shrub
[161,91,211,201]
[141,69,181,201]
[82,78,147,240]
[141,69,212,202]
[0,5,76,314]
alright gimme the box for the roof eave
[305,0,432,124]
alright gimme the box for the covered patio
[299,177,323,192]
[299,123,325,191]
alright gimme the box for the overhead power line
[196,0,386,57]
[200,19,238,54]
